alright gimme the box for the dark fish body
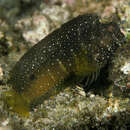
[6,14,125,116]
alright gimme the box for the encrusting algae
[4,14,126,116]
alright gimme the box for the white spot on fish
[69,63,72,66]
[70,49,73,52]
[43,50,46,53]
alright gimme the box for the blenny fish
[5,14,125,116]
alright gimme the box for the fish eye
[107,25,115,33]
[29,74,35,80]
